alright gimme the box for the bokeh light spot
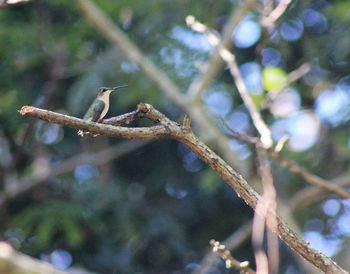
[315,88,350,126]
[304,218,324,233]
[35,121,63,145]
[338,75,350,93]
[225,110,251,134]
[178,144,203,172]
[50,249,72,270]
[262,67,287,92]
[303,231,341,257]
[74,164,99,182]
[280,19,304,41]
[240,62,263,95]
[300,9,328,33]
[228,139,251,160]
[269,88,301,117]
[171,26,212,51]
[336,213,350,236]
[322,199,341,217]
[261,48,281,67]
[165,182,188,199]
[203,89,233,117]
[271,111,320,151]
[233,18,261,48]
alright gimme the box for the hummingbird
[77,85,127,136]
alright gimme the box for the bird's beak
[112,85,128,92]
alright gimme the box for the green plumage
[83,98,106,122]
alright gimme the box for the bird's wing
[91,100,105,122]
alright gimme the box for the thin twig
[286,63,311,84]
[103,109,144,125]
[269,149,350,200]
[210,240,255,274]
[193,222,252,274]
[225,127,350,200]
[187,16,273,148]
[265,63,311,107]
[274,135,289,153]
[227,57,273,148]
[19,104,348,274]
[189,16,278,271]
[262,0,293,28]
[290,173,350,211]
[186,7,248,100]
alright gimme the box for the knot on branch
[181,115,192,133]
[19,106,34,115]
[137,103,152,114]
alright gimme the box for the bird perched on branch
[77,85,127,136]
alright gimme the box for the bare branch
[103,109,144,125]
[290,173,350,211]
[19,105,174,140]
[186,7,248,100]
[268,149,350,200]
[182,115,191,131]
[193,222,252,274]
[274,135,289,153]
[286,63,311,84]
[225,55,273,148]
[188,16,279,271]
[210,239,255,274]
[19,105,348,274]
